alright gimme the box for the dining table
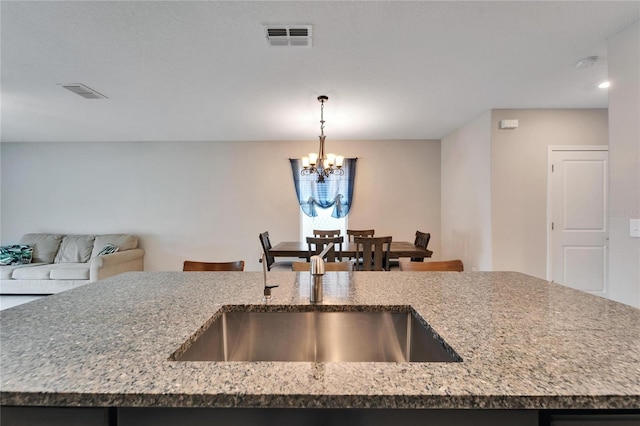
[268,241,433,260]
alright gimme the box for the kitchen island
[1,271,639,425]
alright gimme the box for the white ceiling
[1,1,638,143]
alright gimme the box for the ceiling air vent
[61,83,108,99]
[263,25,312,47]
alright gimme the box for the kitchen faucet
[309,255,325,303]
[309,242,332,303]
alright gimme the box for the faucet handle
[310,255,325,275]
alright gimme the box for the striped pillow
[97,244,119,256]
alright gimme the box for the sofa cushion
[11,264,89,280]
[54,235,95,263]
[91,235,138,258]
[49,264,90,280]
[0,265,15,279]
[0,263,47,279]
[11,264,55,280]
[20,234,64,264]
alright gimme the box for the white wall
[440,111,492,271]
[0,139,440,271]
[344,139,441,254]
[491,109,608,279]
[607,22,640,307]
[441,109,608,276]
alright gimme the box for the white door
[548,147,609,296]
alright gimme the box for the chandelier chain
[319,98,325,137]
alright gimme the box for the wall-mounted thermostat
[499,119,519,129]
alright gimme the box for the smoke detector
[61,83,108,99]
[575,56,598,68]
[263,25,312,47]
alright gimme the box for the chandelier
[301,95,344,183]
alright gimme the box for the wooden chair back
[346,229,375,242]
[412,231,431,261]
[354,236,392,271]
[259,231,276,270]
[183,260,245,271]
[259,231,295,271]
[399,260,463,272]
[313,229,341,237]
[306,236,343,262]
[291,261,353,272]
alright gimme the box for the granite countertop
[1,271,639,409]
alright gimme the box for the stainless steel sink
[172,306,461,363]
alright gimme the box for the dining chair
[306,236,343,262]
[412,230,431,261]
[346,229,375,242]
[345,229,375,263]
[291,261,353,272]
[259,231,294,271]
[183,260,245,271]
[312,229,341,237]
[399,259,464,272]
[354,236,392,271]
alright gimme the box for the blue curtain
[290,158,357,218]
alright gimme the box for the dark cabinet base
[0,407,113,426]
[119,408,537,426]
[2,406,638,426]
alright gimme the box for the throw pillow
[0,245,33,265]
[97,244,119,256]
[91,235,137,258]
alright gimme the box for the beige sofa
[0,233,144,295]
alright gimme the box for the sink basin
[172,306,461,363]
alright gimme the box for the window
[290,158,357,240]
[300,206,347,240]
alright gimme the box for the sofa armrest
[89,248,144,282]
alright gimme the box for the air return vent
[61,83,108,99]
[263,25,312,47]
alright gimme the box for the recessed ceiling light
[598,81,610,89]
